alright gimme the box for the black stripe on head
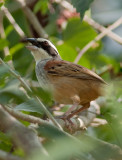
[36,40,58,57]
[26,38,40,47]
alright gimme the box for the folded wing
[44,59,106,84]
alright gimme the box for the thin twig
[15,0,48,38]
[0,58,62,130]
[55,0,74,12]
[0,12,10,56]
[2,104,50,126]
[91,118,107,127]
[74,17,122,63]
[1,101,99,132]
[84,15,122,45]
[6,0,37,13]
[1,6,25,38]
[56,0,122,61]
[58,0,122,44]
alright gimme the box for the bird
[24,38,106,120]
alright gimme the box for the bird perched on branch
[25,38,106,120]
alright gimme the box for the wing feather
[44,60,106,84]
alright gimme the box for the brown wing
[44,59,106,84]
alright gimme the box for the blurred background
[0,0,122,160]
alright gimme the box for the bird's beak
[24,38,38,51]
[25,38,36,43]
[26,45,38,51]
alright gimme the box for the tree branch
[74,17,122,63]
[57,0,122,44]
[84,15,122,45]
[2,104,50,126]
[1,101,100,133]
[15,0,48,38]
[1,6,25,38]
[54,0,122,63]
[0,150,23,160]
[0,12,10,56]
[0,105,47,156]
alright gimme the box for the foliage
[71,0,93,20]
[0,0,122,160]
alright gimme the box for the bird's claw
[58,115,76,133]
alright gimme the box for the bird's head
[25,38,61,62]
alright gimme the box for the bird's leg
[59,103,89,133]
[63,103,79,117]
[59,97,90,133]
[67,102,90,119]
[59,98,81,133]
[59,95,80,120]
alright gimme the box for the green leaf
[0,132,11,144]
[4,55,12,62]
[0,39,9,50]
[10,43,24,55]
[0,2,4,8]
[63,18,97,49]
[37,124,121,160]
[37,124,92,160]
[56,42,77,62]
[33,0,48,14]
[12,48,33,76]
[0,64,9,78]
[5,25,13,37]
[31,86,52,105]
[71,0,94,20]
[0,79,28,104]
[14,98,43,114]
[60,18,98,66]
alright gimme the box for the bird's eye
[43,41,48,45]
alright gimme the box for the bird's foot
[58,114,76,133]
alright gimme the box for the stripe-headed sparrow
[25,38,106,120]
